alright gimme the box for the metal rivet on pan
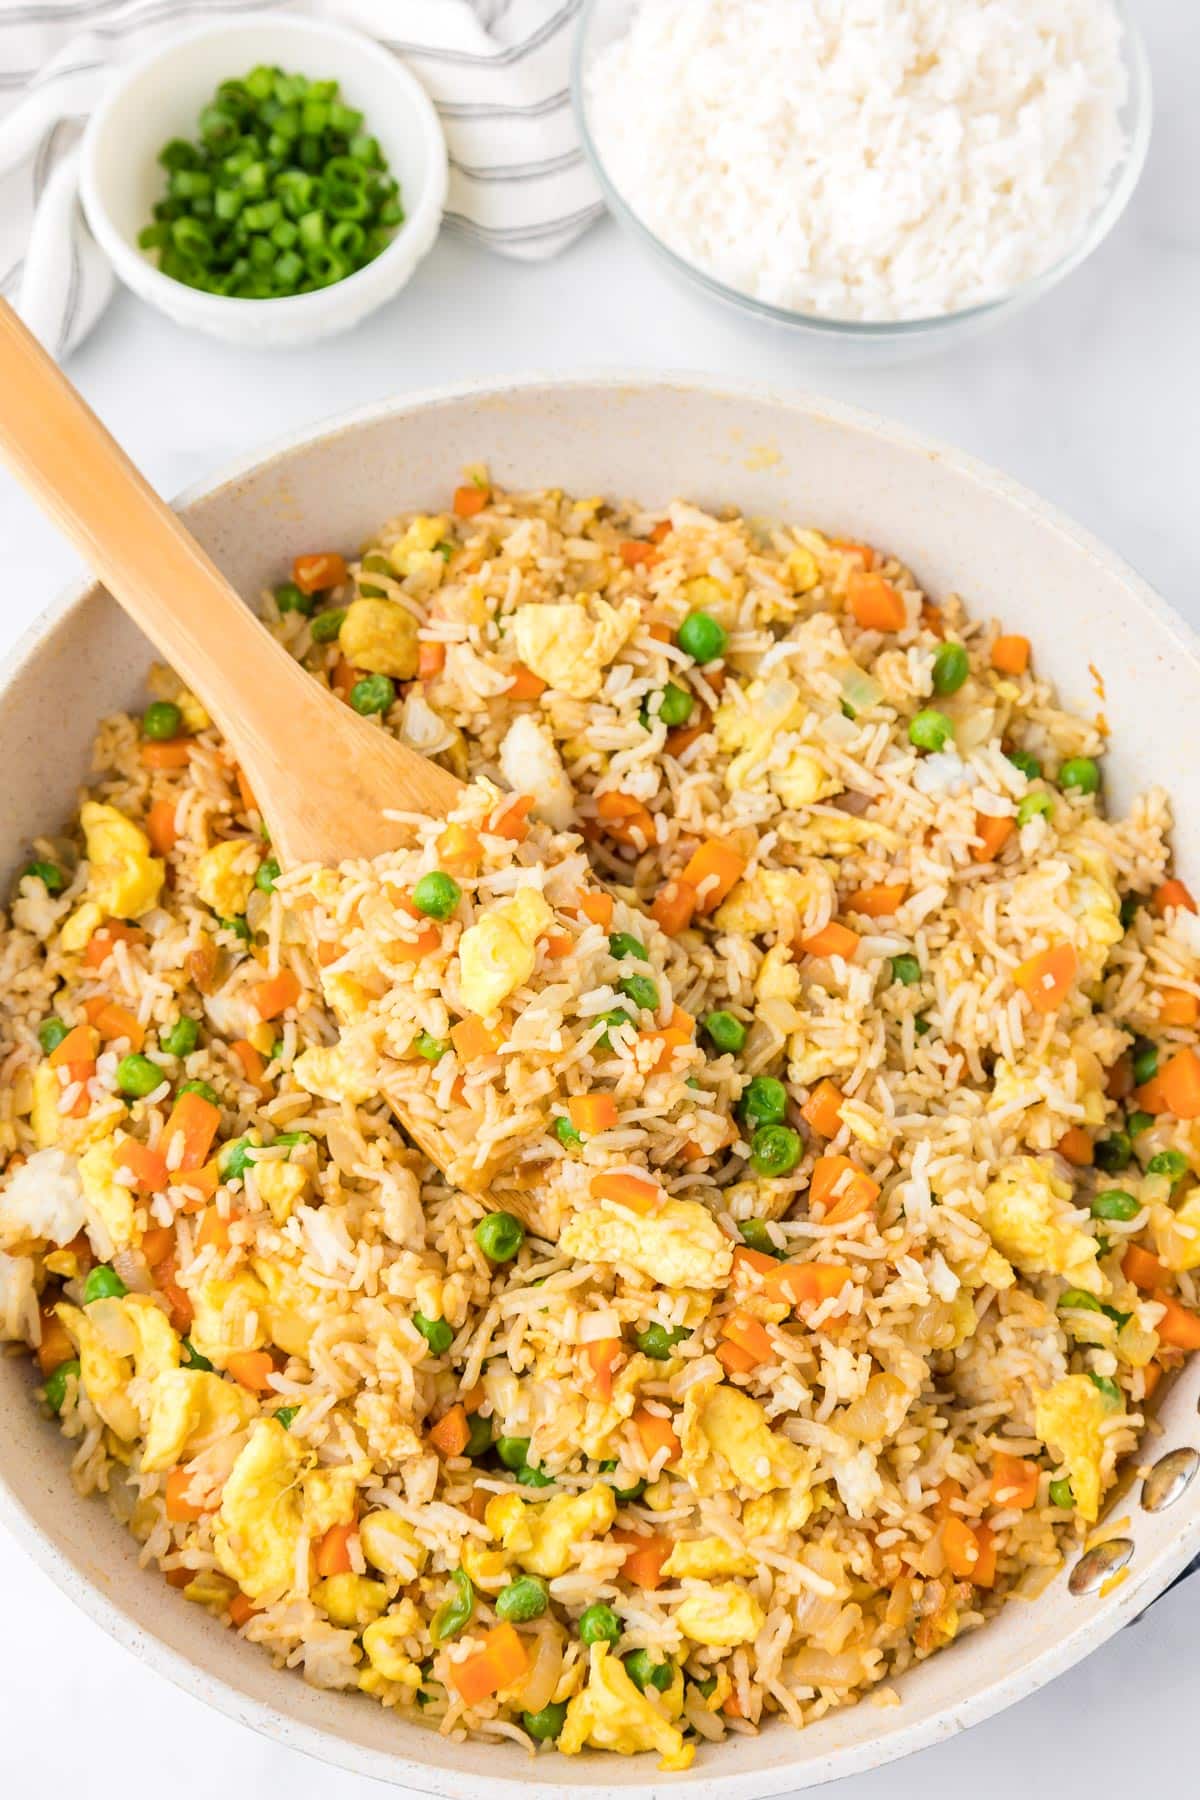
[1142,1446,1199,1514]
[1068,1536,1134,1596]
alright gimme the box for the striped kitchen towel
[0,0,603,359]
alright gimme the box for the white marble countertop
[2,0,1198,1791]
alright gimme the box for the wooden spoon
[0,299,462,867]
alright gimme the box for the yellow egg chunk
[81,802,164,919]
[559,1644,692,1771]
[213,1419,306,1605]
[338,598,420,679]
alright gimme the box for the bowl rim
[3,371,1200,1799]
[569,0,1154,337]
[79,9,449,320]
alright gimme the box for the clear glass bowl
[570,0,1152,358]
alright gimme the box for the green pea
[218,1136,257,1180]
[1006,749,1042,781]
[553,1115,583,1149]
[676,611,728,663]
[274,580,314,616]
[413,1312,453,1355]
[220,915,251,943]
[464,1413,492,1459]
[1017,791,1052,826]
[914,1015,933,1037]
[22,860,66,895]
[1060,757,1100,795]
[413,1030,448,1062]
[496,1575,549,1623]
[1090,1188,1140,1222]
[37,1017,69,1054]
[598,1459,647,1503]
[694,1676,718,1700]
[1148,1150,1188,1181]
[310,607,346,643]
[430,1568,474,1643]
[496,1435,531,1472]
[702,1010,747,1053]
[618,973,659,1012]
[608,932,647,961]
[578,1602,621,1647]
[350,673,395,716]
[179,1078,219,1105]
[738,1075,787,1129]
[43,1358,80,1415]
[635,1323,689,1360]
[116,1053,164,1099]
[596,1008,635,1051]
[750,1123,802,1177]
[1126,1110,1154,1139]
[1088,1372,1122,1406]
[624,1650,672,1693]
[908,708,955,753]
[1048,1477,1074,1509]
[522,1701,567,1742]
[931,642,969,695]
[83,1265,127,1304]
[739,1219,782,1257]
[161,1016,199,1058]
[474,1210,525,1263]
[1093,1131,1131,1173]
[142,701,183,741]
[274,1405,300,1430]
[890,954,921,986]
[412,871,461,920]
[1058,1288,1102,1313]
[517,1463,554,1488]
[1119,894,1140,931]
[255,857,281,893]
[1132,1040,1159,1086]
[181,1338,214,1371]
[657,683,694,728]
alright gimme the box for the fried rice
[3,475,1200,1771]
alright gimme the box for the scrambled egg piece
[362,1604,423,1686]
[59,900,104,954]
[679,1381,812,1497]
[189,1270,270,1370]
[292,1039,377,1105]
[142,1368,257,1471]
[755,943,802,1005]
[254,1159,309,1225]
[1034,1373,1119,1522]
[675,1582,765,1648]
[982,1157,1102,1293]
[338,598,419,680]
[31,1064,64,1148]
[512,596,638,700]
[78,1137,135,1258]
[1066,841,1124,981]
[484,1483,615,1579]
[661,1536,756,1579]
[457,887,554,1016]
[559,1644,692,1772]
[715,676,841,809]
[195,839,259,918]
[313,1573,389,1628]
[714,865,825,939]
[359,1510,428,1578]
[1152,1186,1200,1272]
[80,802,164,919]
[385,514,448,578]
[301,1467,358,1538]
[498,714,575,831]
[56,1295,179,1441]
[743,1485,818,1537]
[213,1418,306,1604]
[252,1258,319,1358]
[559,1197,732,1291]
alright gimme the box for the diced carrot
[1160,990,1200,1027]
[845,882,907,918]
[330,656,358,701]
[1012,942,1077,1013]
[680,840,746,914]
[1107,1054,1134,1101]
[1134,1071,1169,1114]
[418,641,446,680]
[460,1383,486,1415]
[1143,1361,1163,1399]
[544,933,573,960]
[614,1529,673,1589]
[798,921,860,961]
[801,1079,845,1138]
[1154,1048,1200,1119]
[590,1170,661,1213]
[163,1090,221,1172]
[619,539,658,568]
[83,998,145,1050]
[1056,1126,1093,1168]
[1152,1290,1200,1351]
[583,1337,622,1402]
[196,1208,232,1255]
[146,798,180,856]
[569,1094,619,1135]
[972,814,1015,864]
[665,720,709,758]
[640,1005,694,1075]
[809,1154,880,1221]
[650,877,697,937]
[1122,1244,1168,1290]
[437,822,483,875]
[987,1453,1039,1510]
[453,485,488,519]
[732,1246,851,1309]
[253,968,301,1021]
[920,601,944,637]
[1151,879,1197,918]
[505,663,548,701]
[429,1403,470,1458]
[933,1478,964,1521]
[596,790,656,850]
[165,1467,210,1523]
[36,1308,74,1377]
[991,636,1031,676]
[678,1139,706,1164]
[716,1338,758,1376]
[649,521,672,545]
[450,1622,528,1706]
[971,1522,997,1587]
[140,740,192,770]
[491,794,534,841]
[451,1016,502,1061]
[315,1521,357,1578]
[48,1024,97,1069]
[228,1592,259,1628]
[942,1516,988,1582]
[141,1226,173,1267]
[235,767,259,818]
[165,1565,193,1589]
[231,1039,268,1089]
[84,920,145,968]
[831,540,876,569]
[293,551,347,594]
[647,623,672,643]
[117,1139,168,1194]
[578,890,614,929]
[155,1253,194,1333]
[227,1350,275,1392]
[719,1312,774,1368]
[847,571,906,633]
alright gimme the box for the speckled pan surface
[2,376,1199,1796]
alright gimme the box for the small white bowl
[80,13,448,348]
